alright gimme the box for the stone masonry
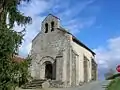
[30,14,97,87]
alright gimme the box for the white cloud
[15,0,50,57]
[57,0,95,19]
[94,36,120,80]
[55,0,97,34]
[66,17,96,34]
[19,0,50,17]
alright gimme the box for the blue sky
[15,0,120,80]
[79,0,120,49]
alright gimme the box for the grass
[106,78,120,90]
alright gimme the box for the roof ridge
[57,27,95,55]
[48,14,60,20]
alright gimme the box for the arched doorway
[45,61,53,79]
[39,56,56,80]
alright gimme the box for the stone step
[25,83,42,86]
[32,79,46,82]
[30,81,45,84]
[21,79,46,89]
[23,84,42,89]
[22,86,41,89]
[22,84,42,89]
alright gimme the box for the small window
[45,23,48,33]
[51,21,54,31]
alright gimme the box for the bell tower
[41,14,60,34]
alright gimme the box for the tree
[12,56,32,87]
[0,0,31,26]
[0,0,32,89]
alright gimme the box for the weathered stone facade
[30,14,97,87]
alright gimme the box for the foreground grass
[106,78,120,90]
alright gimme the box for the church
[30,14,97,87]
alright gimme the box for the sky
[15,0,120,80]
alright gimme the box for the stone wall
[29,14,96,87]
[30,15,71,82]
[71,39,96,82]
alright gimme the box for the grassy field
[106,78,120,90]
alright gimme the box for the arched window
[45,23,48,33]
[51,21,54,31]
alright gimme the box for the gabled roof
[57,27,95,55]
[42,14,60,24]
[48,14,60,20]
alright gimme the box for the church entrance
[45,61,53,79]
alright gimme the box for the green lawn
[106,78,120,90]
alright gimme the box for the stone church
[30,14,97,87]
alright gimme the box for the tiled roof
[13,55,24,63]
